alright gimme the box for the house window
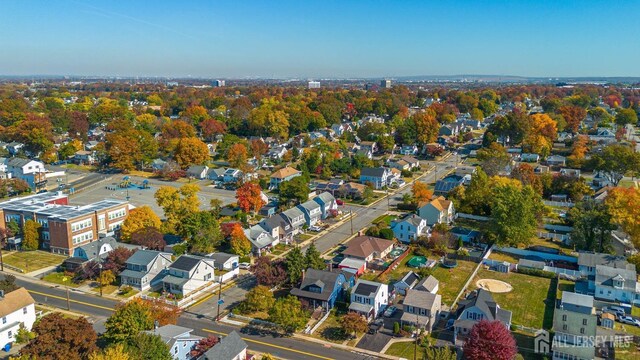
[2,317,5,324]
[582,319,587,325]
[580,328,585,334]
[563,324,567,331]
[8,331,12,338]
[23,307,27,314]
[562,315,567,321]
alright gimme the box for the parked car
[603,306,626,317]
[618,315,638,326]
[383,306,397,317]
[368,319,383,334]
[239,262,251,270]
[309,225,322,232]
[336,199,344,206]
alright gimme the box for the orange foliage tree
[236,182,265,214]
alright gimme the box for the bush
[397,203,417,211]
[15,324,35,344]
[393,322,400,334]
[456,248,469,257]
[378,228,394,240]
[414,246,429,257]
[517,267,556,279]
[119,285,133,295]
[402,324,415,333]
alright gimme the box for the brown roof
[271,166,301,179]
[342,236,394,259]
[426,196,450,212]
[391,168,401,175]
[0,288,35,317]
[601,312,615,320]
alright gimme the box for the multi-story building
[380,79,392,88]
[0,288,36,348]
[552,292,596,360]
[308,81,321,89]
[0,192,129,255]
[6,158,47,190]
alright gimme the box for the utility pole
[386,188,390,211]
[66,286,70,311]
[414,314,419,360]
[98,263,103,297]
[350,210,354,235]
[0,233,5,272]
[216,278,223,321]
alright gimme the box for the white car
[618,315,639,326]
[239,262,251,270]
[309,225,322,232]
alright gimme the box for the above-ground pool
[389,248,405,258]
[407,256,427,268]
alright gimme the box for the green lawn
[42,272,80,287]
[472,269,555,329]
[117,288,139,298]
[488,251,520,264]
[3,251,67,272]
[632,306,640,318]
[512,331,546,360]
[557,279,575,299]
[385,341,425,360]
[311,310,350,344]
[431,260,477,306]
[371,214,397,226]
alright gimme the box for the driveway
[356,331,394,353]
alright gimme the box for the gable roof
[290,268,343,301]
[342,236,394,259]
[170,255,204,271]
[202,331,247,360]
[271,166,301,179]
[76,237,139,260]
[456,289,512,326]
[314,191,335,204]
[126,250,169,266]
[403,289,440,310]
[415,275,439,293]
[353,279,383,297]
[0,288,35,317]
[144,324,194,343]
[187,165,207,175]
[595,265,637,291]
[208,252,238,264]
[298,200,321,213]
[421,196,451,212]
[360,167,387,178]
[396,271,420,288]
[394,214,425,228]
[578,253,634,270]
[401,155,419,164]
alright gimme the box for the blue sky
[1,0,639,78]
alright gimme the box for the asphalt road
[6,274,375,360]
[304,154,459,255]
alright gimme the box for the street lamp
[98,263,103,297]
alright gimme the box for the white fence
[544,200,575,208]
[215,268,239,283]
[307,310,331,334]
[457,213,490,222]
[538,231,571,242]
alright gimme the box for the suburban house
[297,200,322,226]
[453,289,512,343]
[6,158,47,190]
[339,182,368,199]
[0,192,130,255]
[223,168,243,183]
[120,250,173,292]
[388,158,412,171]
[0,288,36,348]
[144,325,202,360]
[415,275,439,294]
[186,165,209,180]
[207,252,239,271]
[73,150,96,164]
[267,145,288,160]
[600,312,615,329]
[244,224,279,255]
[151,158,167,171]
[162,255,216,297]
[520,153,540,162]
[269,166,302,190]
[393,271,420,295]
[281,207,306,233]
[342,236,394,263]
[576,252,640,304]
[418,196,455,226]
[6,142,24,155]
[290,268,353,310]
[400,289,442,332]
[349,279,389,320]
[208,168,226,182]
[450,227,481,243]
[391,214,427,243]
[552,292,596,360]
[201,331,248,360]
[258,215,294,245]
[313,192,338,219]
[399,145,419,155]
[68,236,140,269]
[546,155,567,167]
[338,257,367,275]
[434,175,465,196]
[360,167,393,189]
[315,179,344,196]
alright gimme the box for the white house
[201,331,248,360]
[552,292,597,360]
[281,207,306,233]
[144,325,202,360]
[313,192,338,219]
[418,196,455,226]
[245,224,279,255]
[6,158,47,189]
[162,255,216,297]
[360,167,393,189]
[391,214,428,243]
[453,289,512,343]
[207,252,239,271]
[0,288,36,348]
[393,271,420,295]
[349,279,389,320]
[120,250,173,292]
[297,200,322,226]
[186,165,209,180]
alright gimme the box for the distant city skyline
[2,0,640,78]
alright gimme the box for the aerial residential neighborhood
[0,2,640,360]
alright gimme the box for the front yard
[385,340,425,359]
[310,309,350,344]
[42,272,80,287]
[3,251,67,273]
[471,269,556,329]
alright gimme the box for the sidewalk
[291,332,400,360]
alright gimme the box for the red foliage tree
[200,118,227,141]
[559,105,587,133]
[251,256,286,287]
[190,335,219,358]
[463,320,517,360]
[221,222,243,238]
[131,226,166,250]
[103,247,137,274]
[235,181,265,214]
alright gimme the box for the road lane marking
[28,290,116,312]
[201,328,334,360]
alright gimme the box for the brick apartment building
[0,192,130,255]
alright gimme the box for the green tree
[569,199,616,252]
[178,211,222,253]
[154,184,200,233]
[22,220,40,251]
[285,246,306,285]
[268,295,308,333]
[279,176,310,205]
[304,243,325,270]
[126,333,172,360]
[425,346,457,360]
[587,144,640,185]
[244,285,275,313]
[104,299,154,344]
[615,108,638,126]
[477,143,510,176]
[488,183,542,247]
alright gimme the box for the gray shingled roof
[360,167,386,177]
[577,253,634,270]
[595,265,637,292]
[203,331,247,360]
[415,275,439,293]
[170,255,203,271]
[126,250,169,266]
[403,289,440,310]
[353,280,382,297]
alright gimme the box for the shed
[601,312,615,329]
[495,261,510,273]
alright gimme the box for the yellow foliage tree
[412,181,433,204]
[89,344,131,360]
[174,137,210,169]
[120,206,162,241]
[524,114,557,157]
[154,184,200,233]
[606,187,640,247]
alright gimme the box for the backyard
[2,251,67,273]
[431,259,478,306]
[471,269,556,329]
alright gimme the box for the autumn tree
[226,143,249,169]
[569,199,616,252]
[268,295,309,333]
[200,118,227,141]
[22,219,40,251]
[477,142,510,176]
[154,184,200,233]
[248,98,290,139]
[126,333,172,360]
[244,285,275,313]
[89,344,131,360]
[174,137,210,169]
[229,225,252,256]
[615,108,638,126]
[181,105,210,124]
[341,312,368,336]
[178,210,223,253]
[236,181,265,214]
[97,269,116,288]
[488,181,543,246]
[412,181,433,204]
[251,256,287,287]
[559,105,587,133]
[523,113,557,157]
[130,226,166,250]
[104,298,154,343]
[587,144,640,186]
[606,187,640,247]
[411,110,440,145]
[463,320,517,360]
[424,346,457,360]
[567,135,588,168]
[250,139,269,161]
[120,206,162,241]
[102,247,136,274]
[161,120,196,141]
[189,336,219,359]
[510,163,542,194]
[21,313,98,360]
